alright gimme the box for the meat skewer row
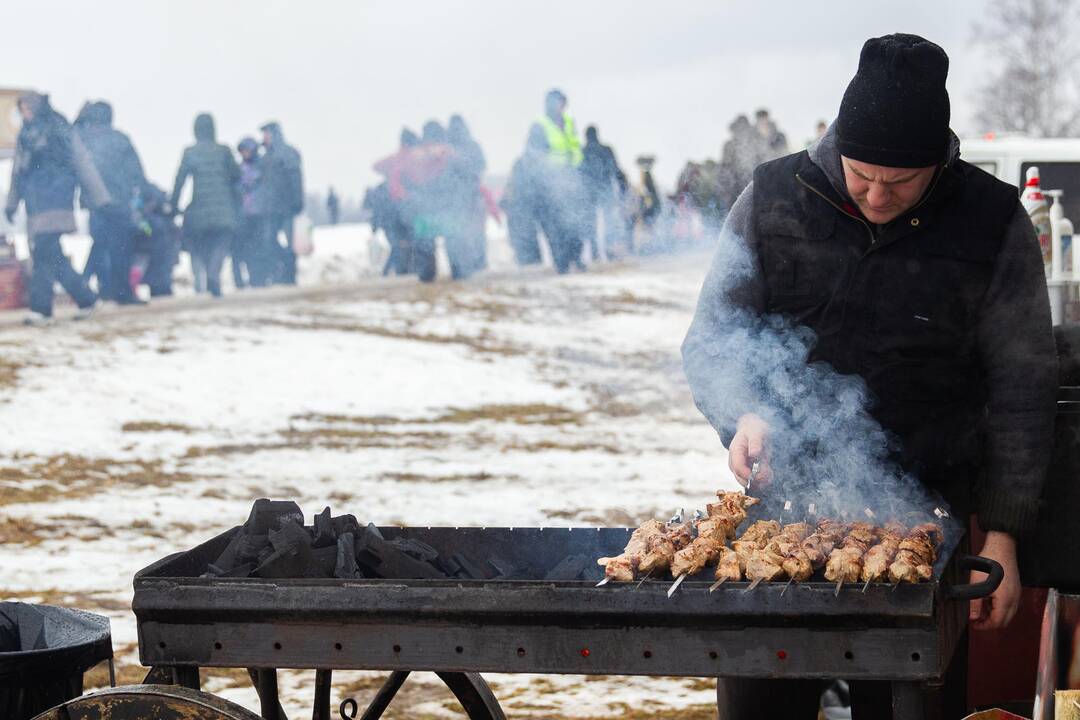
[666,493,760,596]
[638,518,695,575]
[824,522,881,594]
[599,492,757,584]
[712,520,782,587]
[887,522,943,584]
[742,522,813,590]
[799,518,848,570]
[597,519,667,582]
[860,522,908,589]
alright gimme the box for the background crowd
[4,92,305,323]
[2,87,796,321]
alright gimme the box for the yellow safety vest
[538,114,583,167]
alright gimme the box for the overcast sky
[2,0,990,198]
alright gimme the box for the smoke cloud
[684,221,953,526]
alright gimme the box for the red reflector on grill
[580,648,590,657]
[777,650,787,660]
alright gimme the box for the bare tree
[973,0,1080,136]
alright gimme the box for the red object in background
[0,257,27,310]
[967,521,1048,711]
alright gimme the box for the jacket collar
[800,122,962,245]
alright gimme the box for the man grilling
[682,34,1056,717]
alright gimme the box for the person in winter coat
[501,125,549,266]
[326,187,340,225]
[580,125,625,261]
[259,121,304,285]
[445,114,487,279]
[369,128,421,276]
[682,34,1056,718]
[5,92,110,323]
[170,113,240,297]
[74,100,147,304]
[131,183,179,298]
[234,137,272,288]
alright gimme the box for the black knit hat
[836,34,950,168]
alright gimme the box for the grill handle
[944,554,1004,601]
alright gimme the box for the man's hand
[729,413,771,489]
[970,531,1021,630]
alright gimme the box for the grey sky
[3,0,989,197]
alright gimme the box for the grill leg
[891,681,925,720]
[313,669,333,720]
[249,668,288,720]
[360,670,411,720]
[173,665,200,690]
[436,672,506,720]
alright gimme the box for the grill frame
[133,524,974,681]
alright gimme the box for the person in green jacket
[170,113,240,297]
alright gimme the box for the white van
[961,134,1080,221]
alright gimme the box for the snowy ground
[0,226,735,719]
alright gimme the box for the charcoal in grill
[246,498,304,534]
[450,552,489,580]
[487,556,518,579]
[332,513,362,538]
[354,524,447,579]
[335,533,359,578]
[388,538,440,563]
[312,506,337,548]
[311,545,338,576]
[543,554,591,582]
[205,562,256,578]
[255,520,319,578]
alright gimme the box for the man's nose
[866,183,890,209]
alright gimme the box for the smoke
[683,220,952,525]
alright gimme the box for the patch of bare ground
[592,703,717,719]
[121,420,197,433]
[182,428,458,459]
[293,402,584,428]
[500,439,623,455]
[0,513,118,545]
[0,357,26,391]
[542,507,663,526]
[380,471,513,484]
[0,454,198,506]
[244,315,525,356]
[0,588,129,612]
[595,289,689,315]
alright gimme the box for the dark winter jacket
[171,114,240,233]
[6,93,111,235]
[74,101,146,213]
[260,122,304,217]
[682,123,1057,537]
[581,139,619,204]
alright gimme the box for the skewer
[667,573,688,598]
[746,460,760,493]
[863,508,876,520]
[635,570,653,590]
[834,578,844,597]
[595,577,610,587]
[780,577,794,597]
[708,577,727,593]
[861,578,872,594]
[744,577,763,593]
